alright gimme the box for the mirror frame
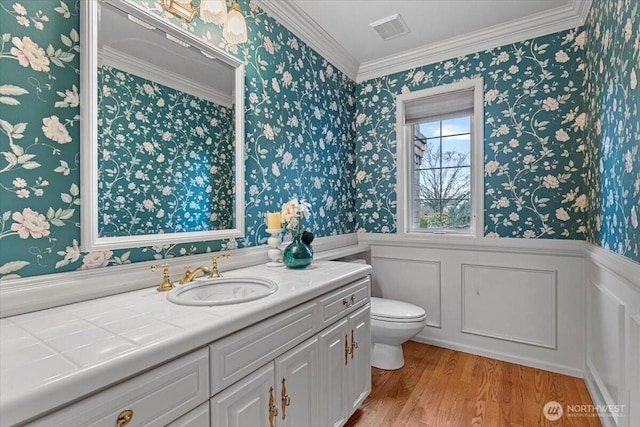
[80,0,245,251]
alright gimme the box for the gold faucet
[150,263,174,292]
[179,265,211,284]
[208,254,230,279]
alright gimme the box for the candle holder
[265,228,284,267]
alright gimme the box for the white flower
[484,89,499,104]
[11,208,50,239]
[282,151,292,166]
[573,112,587,130]
[13,3,27,14]
[484,160,499,175]
[509,212,519,221]
[16,189,29,198]
[509,139,519,148]
[34,21,43,30]
[523,230,536,238]
[624,18,632,42]
[63,240,81,263]
[282,71,293,85]
[12,177,27,188]
[542,97,559,111]
[555,208,570,221]
[555,129,570,142]
[263,124,274,140]
[142,83,155,96]
[355,170,367,182]
[542,175,560,189]
[631,206,638,229]
[42,115,71,143]
[497,197,510,208]
[574,31,586,48]
[11,36,49,72]
[16,16,29,26]
[555,50,570,63]
[80,251,113,270]
[355,113,367,125]
[263,36,274,54]
[631,68,637,90]
[523,154,536,164]
[412,70,425,83]
[574,194,587,211]
[624,150,633,173]
[508,65,519,74]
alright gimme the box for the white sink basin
[167,277,278,306]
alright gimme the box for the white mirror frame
[80,0,245,251]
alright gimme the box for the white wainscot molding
[461,264,557,349]
[360,234,585,378]
[0,234,368,318]
[583,243,640,427]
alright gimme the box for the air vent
[369,13,410,41]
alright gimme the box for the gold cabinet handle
[345,334,349,365]
[350,329,358,359]
[116,409,133,427]
[351,295,355,305]
[281,377,291,420]
[342,298,350,307]
[268,386,278,427]
[343,294,356,308]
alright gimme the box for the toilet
[370,296,427,370]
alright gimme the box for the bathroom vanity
[0,261,371,427]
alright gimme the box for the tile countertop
[0,261,372,426]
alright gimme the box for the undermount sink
[167,277,278,306]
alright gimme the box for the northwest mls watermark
[543,401,625,421]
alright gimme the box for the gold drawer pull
[268,386,278,427]
[345,334,349,365]
[116,409,133,427]
[350,329,358,359]
[342,295,356,308]
[281,377,291,420]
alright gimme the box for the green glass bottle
[282,213,313,269]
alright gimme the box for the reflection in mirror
[81,0,244,250]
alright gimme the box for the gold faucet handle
[208,254,230,278]
[151,263,173,292]
[179,265,193,284]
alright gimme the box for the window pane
[441,135,470,168]
[419,121,441,138]
[441,116,470,136]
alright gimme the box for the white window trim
[396,78,484,237]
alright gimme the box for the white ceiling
[254,0,592,82]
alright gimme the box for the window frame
[396,78,484,237]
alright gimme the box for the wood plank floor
[345,341,601,427]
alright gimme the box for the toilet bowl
[370,297,427,370]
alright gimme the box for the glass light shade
[200,0,227,24]
[222,2,248,44]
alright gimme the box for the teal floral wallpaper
[584,0,639,263]
[0,0,357,279]
[354,29,589,239]
[98,65,235,236]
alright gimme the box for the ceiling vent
[369,13,410,41]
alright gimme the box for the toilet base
[371,343,405,370]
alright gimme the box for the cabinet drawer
[31,348,209,427]
[318,277,370,328]
[209,301,316,395]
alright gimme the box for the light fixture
[223,2,248,44]
[159,0,247,43]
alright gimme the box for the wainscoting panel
[583,244,640,427]
[363,236,585,377]
[371,254,441,328]
[630,316,640,427]
[461,264,557,348]
[587,281,625,405]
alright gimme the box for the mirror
[81,0,245,251]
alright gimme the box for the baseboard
[584,365,619,427]
[411,335,584,379]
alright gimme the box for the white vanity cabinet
[211,336,319,427]
[209,277,371,427]
[318,305,371,427]
[7,268,371,427]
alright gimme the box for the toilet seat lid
[370,297,426,322]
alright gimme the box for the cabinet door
[275,336,319,427]
[211,363,274,427]
[348,304,371,415]
[318,318,349,427]
[167,402,209,427]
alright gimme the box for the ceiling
[253,0,592,82]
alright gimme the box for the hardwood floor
[345,341,601,427]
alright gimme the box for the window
[396,78,483,236]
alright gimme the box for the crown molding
[99,46,235,107]
[252,0,359,81]
[253,0,592,84]
[356,0,593,82]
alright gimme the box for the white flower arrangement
[280,197,311,233]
